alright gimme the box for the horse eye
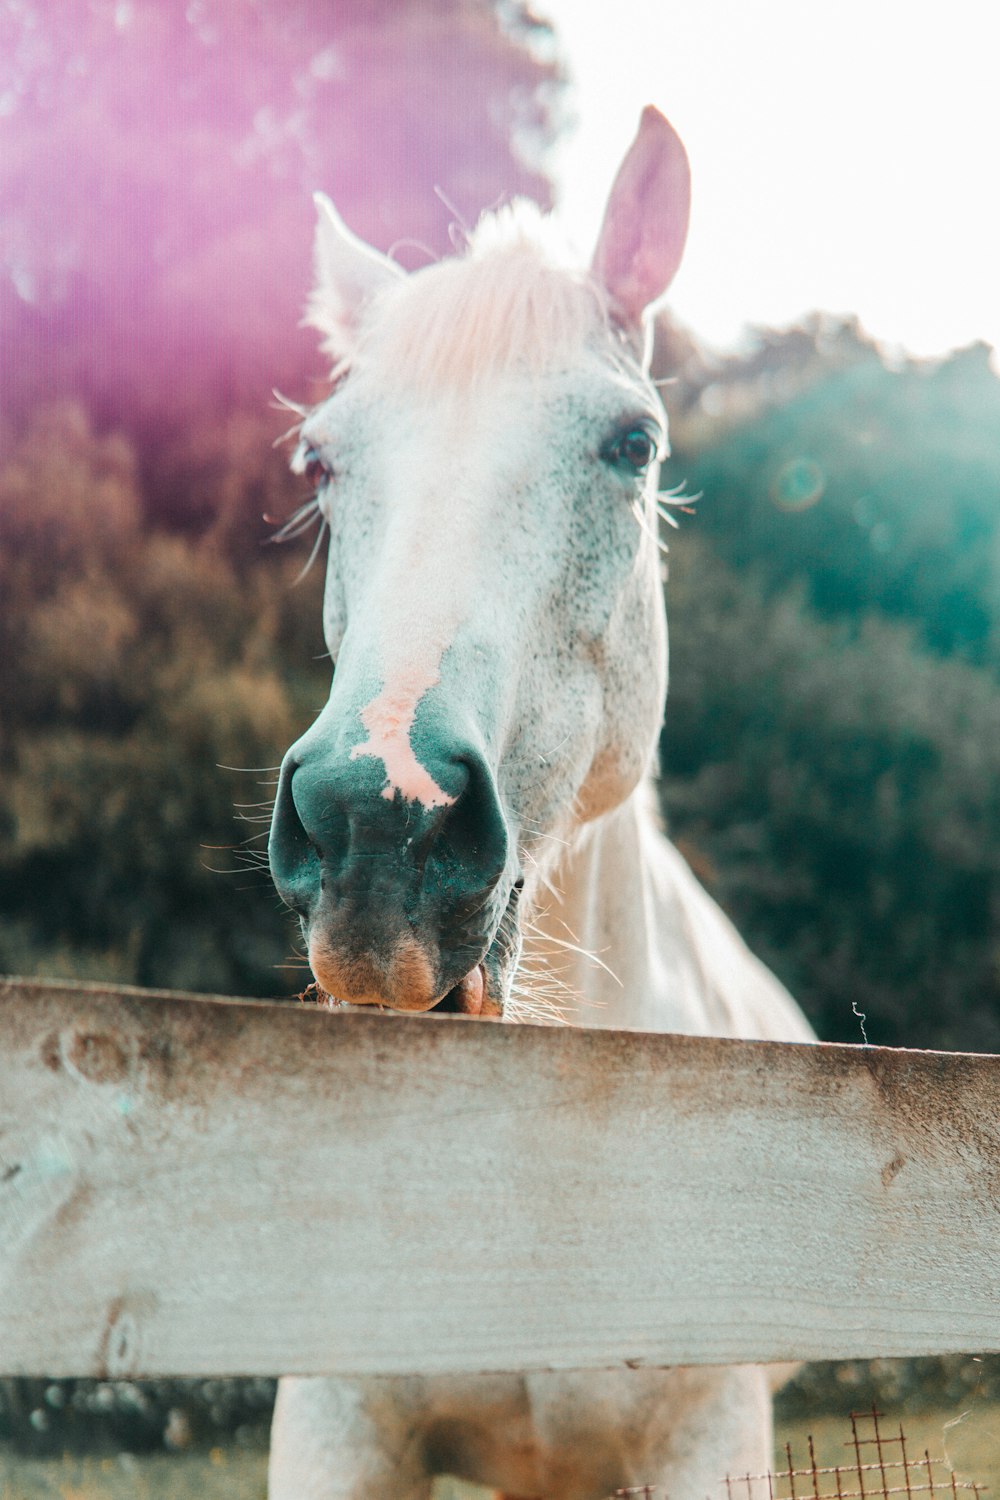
[302,448,329,491]
[605,426,658,475]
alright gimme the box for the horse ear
[305,191,405,359]
[591,107,691,337]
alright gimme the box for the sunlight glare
[538,0,999,359]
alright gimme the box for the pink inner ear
[592,106,691,330]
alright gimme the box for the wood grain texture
[1,977,999,1378]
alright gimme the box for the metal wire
[611,1406,987,1499]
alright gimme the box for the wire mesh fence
[611,1406,988,1500]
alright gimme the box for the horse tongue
[452,964,485,1015]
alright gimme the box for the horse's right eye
[303,448,329,491]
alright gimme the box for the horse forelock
[350,202,609,389]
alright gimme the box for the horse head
[268,107,690,1017]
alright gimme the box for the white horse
[267,106,813,1500]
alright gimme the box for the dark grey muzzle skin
[268,695,517,1008]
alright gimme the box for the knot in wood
[62,1028,129,1085]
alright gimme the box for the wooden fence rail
[1,976,999,1380]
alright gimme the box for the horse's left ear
[305,192,405,360]
[591,107,691,339]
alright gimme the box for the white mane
[348,202,609,389]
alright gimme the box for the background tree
[665,330,1000,662]
[659,330,1000,1052]
[0,401,323,994]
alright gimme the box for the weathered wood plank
[1,976,998,1378]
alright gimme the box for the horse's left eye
[605,426,659,475]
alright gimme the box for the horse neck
[524,781,814,1043]
[524,783,693,1034]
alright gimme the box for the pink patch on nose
[350,682,456,811]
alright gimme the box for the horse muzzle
[268,737,516,1014]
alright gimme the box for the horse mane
[349,202,609,389]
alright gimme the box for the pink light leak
[0,3,558,437]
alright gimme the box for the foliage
[662,538,1000,1050]
[660,332,1000,1052]
[667,339,1000,663]
[0,403,328,996]
[0,1374,274,1458]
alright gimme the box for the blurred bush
[0,402,327,997]
[0,1375,275,1457]
[662,537,1000,1051]
[776,1352,1000,1423]
[661,331,1000,1051]
[671,337,1000,662]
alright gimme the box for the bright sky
[538,0,1000,359]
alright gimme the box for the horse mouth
[300,960,500,1017]
[301,876,524,1020]
[431,963,498,1017]
[428,879,523,1018]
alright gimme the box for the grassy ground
[0,1446,266,1500]
[775,1402,998,1492]
[2,1402,996,1498]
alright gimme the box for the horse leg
[635,1365,774,1500]
[268,1374,433,1500]
[519,1364,773,1500]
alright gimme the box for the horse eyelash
[631,497,670,557]
[292,512,330,583]
[266,494,323,542]
[656,479,701,529]
[265,493,330,582]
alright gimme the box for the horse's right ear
[305,192,405,360]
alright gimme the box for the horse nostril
[268,757,322,917]
[436,751,509,893]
